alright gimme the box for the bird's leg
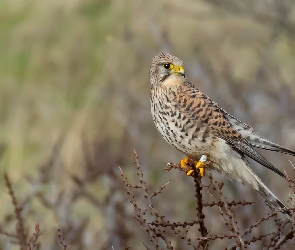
[194,154,207,177]
[180,155,208,177]
[188,155,207,177]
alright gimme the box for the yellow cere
[177,66,184,72]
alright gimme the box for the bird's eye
[163,63,173,70]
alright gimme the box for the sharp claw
[180,157,189,167]
[196,161,203,168]
[181,155,207,177]
[186,170,194,176]
[199,167,205,177]
[195,155,208,177]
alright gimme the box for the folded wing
[223,111,295,156]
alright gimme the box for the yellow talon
[197,155,207,177]
[196,161,203,168]
[180,155,207,177]
[180,157,190,167]
[199,166,205,177]
[180,157,191,172]
[186,170,194,176]
[183,155,207,177]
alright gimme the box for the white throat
[162,74,184,88]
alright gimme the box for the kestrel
[150,53,295,218]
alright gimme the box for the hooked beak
[173,65,185,77]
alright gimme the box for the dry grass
[1,150,295,249]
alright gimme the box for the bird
[150,52,295,218]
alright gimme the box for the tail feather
[256,177,291,220]
[213,138,292,219]
[235,155,291,220]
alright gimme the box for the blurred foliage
[0,0,295,249]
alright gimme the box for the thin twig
[4,173,27,250]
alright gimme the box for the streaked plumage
[150,53,295,218]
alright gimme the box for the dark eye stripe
[160,73,171,82]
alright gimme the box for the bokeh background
[1,0,295,249]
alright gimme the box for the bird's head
[150,53,185,87]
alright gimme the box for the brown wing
[175,83,286,179]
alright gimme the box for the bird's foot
[180,155,208,177]
[180,157,191,171]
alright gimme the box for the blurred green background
[1,0,295,249]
